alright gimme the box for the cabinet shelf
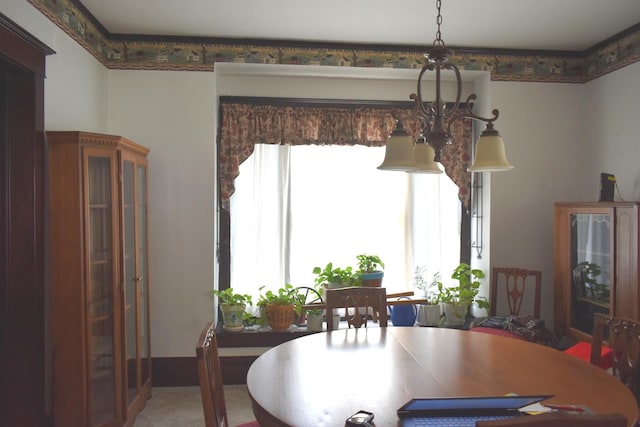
[575,296,610,309]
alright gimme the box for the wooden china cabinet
[553,202,640,342]
[47,131,151,427]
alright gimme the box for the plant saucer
[223,325,244,333]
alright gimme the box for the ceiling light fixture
[378,0,513,174]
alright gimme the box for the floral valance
[219,100,473,210]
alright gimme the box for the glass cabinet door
[122,156,150,410]
[86,152,120,425]
[570,212,612,334]
[122,159,137,406]
[137,163,151,390]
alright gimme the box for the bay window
[217,97,473,302]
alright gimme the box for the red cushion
[564,341,613,370]
[470,326,527,340]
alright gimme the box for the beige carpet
[134,385,256,427]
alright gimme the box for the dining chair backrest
[196,321,229,427]
[475,411,627,427]
[196,322,261,427]
[324,287,388,331]
[591,312,640,400]
[490,267,541,318]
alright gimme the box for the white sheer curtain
[230,144,460,301]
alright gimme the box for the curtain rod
[219,96,415,110]
[219,96,469,111]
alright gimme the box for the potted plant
[257,284,303,331]
[438,263,489,327]
[575,261,608,300]
[312,262,361,290]
[210,287,253,332]
[356,254,385,287]
[413,267,443,326]
[305,308,324,331]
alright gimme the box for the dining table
[246,326,638,427]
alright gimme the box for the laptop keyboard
[407,415,515,426]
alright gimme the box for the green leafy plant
[412,266,442,304]
[312,263,361,287]
[306,308,323,316]
[576,261,602,286]
[437,263,489,310]
[257,284,303,316]
[356,254,385,273]
[211,288,254,325]
[576,261,608,298]
[210,287,252,306]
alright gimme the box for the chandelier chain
[434,0,444,47]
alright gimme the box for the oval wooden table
[246,327,638,427]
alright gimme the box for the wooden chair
[471,267,542,341]
[196,321,260,427]
[490,267,542,318]
[324,287,388,331]
[475,412,627,426]
[590,312,640,399]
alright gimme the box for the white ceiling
[79,0,640,51]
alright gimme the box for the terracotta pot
[360,271,384,287]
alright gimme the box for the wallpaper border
[27,0,640,83]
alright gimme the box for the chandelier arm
[411,62,437,121]
[442,62,462,119]
[445,94,500,134]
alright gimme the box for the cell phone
[345,409,374,426]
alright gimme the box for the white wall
[107,70,217,356]
[488,81,588,326]
[584,62,640,201]
[5,0,640,357]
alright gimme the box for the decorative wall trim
[26,0,639,82]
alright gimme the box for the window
[229,143,461,300]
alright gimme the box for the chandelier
[378,0,513,174]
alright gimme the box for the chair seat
[564,341,613,370]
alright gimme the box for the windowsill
[216,322,320,348]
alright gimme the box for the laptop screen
[398,395,552,417]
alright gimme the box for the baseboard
[151,356,257,386]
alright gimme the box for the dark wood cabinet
[47,131,151,427]
[554,202,640,342]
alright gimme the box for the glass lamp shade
[378,126,416,172]
[410,142,442,174]
[468,127,514,172]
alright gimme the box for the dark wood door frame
[0,12,54,426]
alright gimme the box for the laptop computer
[397,395,552,427]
